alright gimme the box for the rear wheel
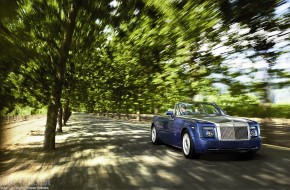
[151,125,160,145]
[182,131,200,159]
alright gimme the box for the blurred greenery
[221,104,290,119]
[0,0,289,147]
[0,105,47,116]
[213,95,290,118]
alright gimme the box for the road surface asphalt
[0,113,290,190]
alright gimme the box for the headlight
[250,126,259,137]
[202,126,215,138]
[206,130,215,137]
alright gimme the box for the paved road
[0,117,46,149]
[0,113,290,190]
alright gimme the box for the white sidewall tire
[151,125,160,145]
[182,131,200,159]
[183,133,191,156]
[152,126,157,143]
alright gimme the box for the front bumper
[194,137,261,154]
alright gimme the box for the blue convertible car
[151,102,261,159]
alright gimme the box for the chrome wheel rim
[183,133,190,155]
[152,127,156,142]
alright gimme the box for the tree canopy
[0,0,289,150]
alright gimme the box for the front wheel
[182,131,200,159]
[151,125,160,145]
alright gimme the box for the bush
[222,104,290,118]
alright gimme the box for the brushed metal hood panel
[189,115,248,124]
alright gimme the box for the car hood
[184,115,254,124]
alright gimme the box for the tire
[151,125,160,145]
[182,131,200,159]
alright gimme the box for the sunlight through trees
[0,0,289,150]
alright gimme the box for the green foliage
[269,104,290,118]
[222,104,290,119]
[0,0,33,112]
[0,0,289,120]
[204,93,290,118]
[0,105,47,116]
[218,0,290,102]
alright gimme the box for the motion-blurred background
[1,0,290,120]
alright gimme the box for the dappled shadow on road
[0,113,290,189]
[260,121,290,148]
[0,124,3,150]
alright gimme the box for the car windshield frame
[176,102,226,116]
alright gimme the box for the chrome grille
[219,122,248,140]
[235,127,248,139]
[220,127,235,139]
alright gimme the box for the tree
[1,0,289,151]
[18,0,113,150]
[0,0,35,114]
[218,0,290,102]
[143,0,225,104]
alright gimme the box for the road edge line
[263,143,290,151]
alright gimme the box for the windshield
[177,102,225,116]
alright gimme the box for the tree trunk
[57,102,63,132]
[43,3,79,151]
[125,104,129,120]
[44,95,60,150]
[154,107,159,115]
[63,99,71,125]
[117,95,121,119]
[137,101,141,121]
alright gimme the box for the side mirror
[165,111,174,117]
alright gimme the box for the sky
[211,1,290,104]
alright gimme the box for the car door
[168,117,191,147]
[166,116,181,146]
[155,116,171,143]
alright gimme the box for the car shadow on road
[161,143,265,162]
